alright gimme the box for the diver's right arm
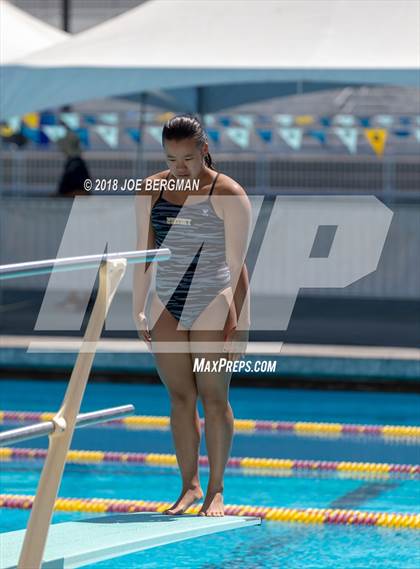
[132,189,155,349]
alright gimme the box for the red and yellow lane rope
[1,494,419,529]
[1,410,419,439]
[1,447,418,477]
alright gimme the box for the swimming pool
[1,379,419,568]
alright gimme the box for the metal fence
[1,150,419,197]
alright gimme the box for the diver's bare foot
[198,490,224,516]
[163,486,204,515]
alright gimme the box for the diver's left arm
[222,183,252,360]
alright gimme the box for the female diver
[133,115,251,516]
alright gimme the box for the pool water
[1,379,419,568]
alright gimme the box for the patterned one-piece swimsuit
[151,172,231,329]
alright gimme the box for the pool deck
[0,335,419,383]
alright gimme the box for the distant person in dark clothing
[56,127,91,310]
[57,128,91,197]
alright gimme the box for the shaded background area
[1,0,419,348]
[1,196,418,347]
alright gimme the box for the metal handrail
[0,248,170,569]
[0,248,170,280]
[0,405,134,446]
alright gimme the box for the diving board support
[16,259,127,569]
[0,249,170,568]
[1,513,261,569]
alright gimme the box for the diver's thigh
[150,294,196,396]
[190,287,236,333]
[149,291,187,332]
[154,349,197,399]
[189,328,232,401]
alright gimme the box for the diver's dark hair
[162,114,216,170]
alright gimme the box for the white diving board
[0,512,261,569]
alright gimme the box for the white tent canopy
[0,0,68,64]
[1,0,419,119]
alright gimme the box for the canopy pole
[196,85,203,121]
[62,0,71,33]
[135,92,147,178]
[17,258,126,569]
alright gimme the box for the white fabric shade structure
[0,0,68,64]
[1,0,419,119]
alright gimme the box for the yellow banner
[364,128,388,157]
[294,115,315,126]
[23,113,39,129]
[0,126,14,137]
[157,111,175,123]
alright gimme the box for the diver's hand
[136,312,152,352]
[223,327,249,362]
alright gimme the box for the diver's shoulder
[214,172,248,198]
